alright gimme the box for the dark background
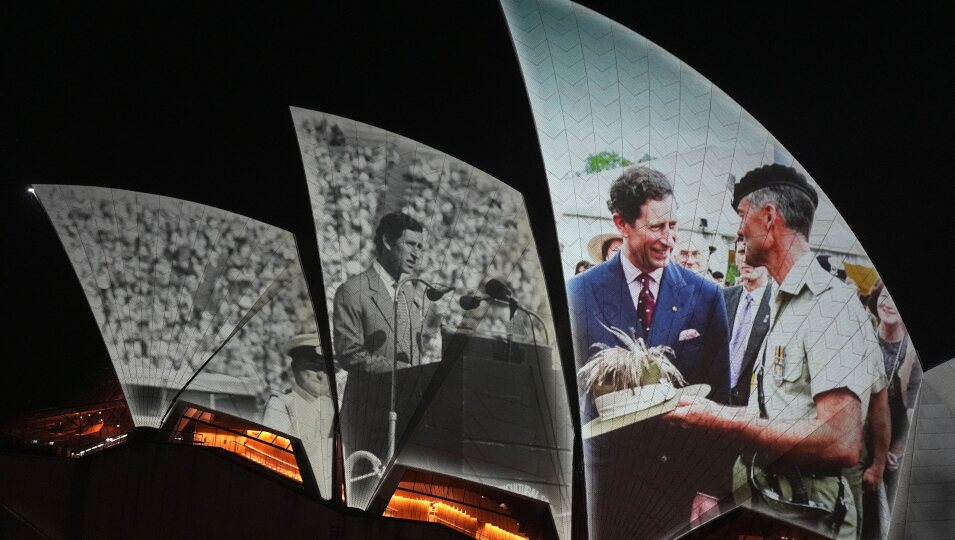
[2,2,953,414]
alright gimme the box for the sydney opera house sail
[34,185,335,499]
[502,1,922,538]
[291,107,574,538]
[7,3,945,539]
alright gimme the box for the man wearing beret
[667,164,882,539]
[263,333,335,499]
[566,166,731,539]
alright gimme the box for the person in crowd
[567,166,730,539]
[666,164,883,540]
[587,232,623,264]
[574,260,593,275]
[712,270,725,286]
[333,212,426,374]
[673,231,712,277]
[866,278,921,504]
[846,305,891,539]
[263,333,335,498]
[723,241,771,407]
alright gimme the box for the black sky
[2,2,954,414]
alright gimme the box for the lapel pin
[763,314,769,323]
[672,306,678,312]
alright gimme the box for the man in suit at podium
[332,211,427,506]
[723,241,771,406]
[566,166,731,539]
[333,212,425,375]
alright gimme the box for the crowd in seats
[39,186,312,403]
[297,116,553,360]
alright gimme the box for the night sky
[2,2,954,414]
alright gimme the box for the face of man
[675,243,703,273]
[736,197,771,268]
[613,195,677,273]
[381,229,423,277]
[604,239,623,261]
[297,367,331,399]
[877,287,901,327]
[735,244,767,287]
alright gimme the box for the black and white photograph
[292,107,573,533]
[33,184,336,498]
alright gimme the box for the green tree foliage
[584,151,633,174]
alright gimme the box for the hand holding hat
[579,325,710,439]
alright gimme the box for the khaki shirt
[736,252,883,540]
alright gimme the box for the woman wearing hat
[587,232,623,264]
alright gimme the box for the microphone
[459,294,489,310]
[482,278,550,344]
[425,284,454,301]
[484,278,513,301]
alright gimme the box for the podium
[398,327,570,506]
[340,326,570,509]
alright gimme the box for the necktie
[394,283,412,365]
[729,292,754,386]
[637,273,656,335]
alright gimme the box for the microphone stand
[344,276,451,508]
[387,276,449,465]
[494,297,550,345]
[514,301,550,345]
[505,303,515,363]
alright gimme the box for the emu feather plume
[577,325,686,398]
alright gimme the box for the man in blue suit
[567,166,731,539]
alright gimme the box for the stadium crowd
[39,185,311,405]
[297,115,554,362]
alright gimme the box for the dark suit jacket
[566,254,732,539]
[332,266,424,374]
[723,283,772,406]
[567,253,731,416]
[333,266,426,494]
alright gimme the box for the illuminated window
[383,469,553,540]
[167,405,303,484]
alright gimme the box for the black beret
[732,164,818,211]
[290,351,325,373]
[286,333,324,372]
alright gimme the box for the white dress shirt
[620,254,664,313]
[372,260,398,300]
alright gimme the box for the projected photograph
[292,107,574,539]
[35,185,336,499]
[502,1,922,539]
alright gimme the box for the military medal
[773,345,785,384]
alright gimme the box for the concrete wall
[0,441,468,540]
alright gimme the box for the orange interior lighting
[384,493,527,540]
[188,426,302,483]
